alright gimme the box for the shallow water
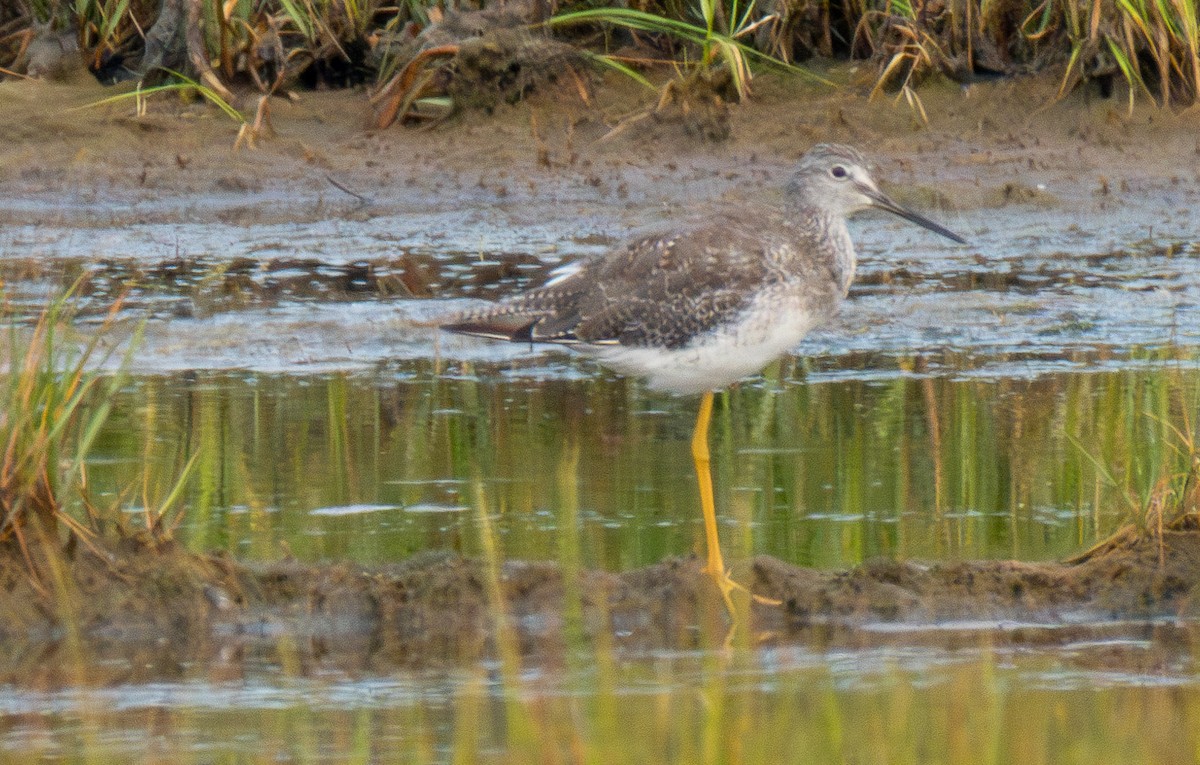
[75,363,1195,569]
[4,167,1200,761]
[3,623,1200,763]
[35,186,1196,569]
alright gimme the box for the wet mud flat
[4,516,1199,680]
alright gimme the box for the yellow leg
[692,390,738,613]
[692,391,781,615]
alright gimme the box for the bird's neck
[828,218,857,297]
[786,201,857,297]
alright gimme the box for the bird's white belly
[588,301,819,394]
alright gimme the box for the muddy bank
[217,514,1200,654]
[3,70,1199,231]
[4,517,1199,680]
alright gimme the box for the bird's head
[786,144,966,244]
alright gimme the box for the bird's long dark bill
[865,188,967,244]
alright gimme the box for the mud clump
[446,30,586,112]
[754,513,1200,630]
[2,517,1199,675]
[647,68,737,142]
[20,24,87,82]
[371,4,588,126]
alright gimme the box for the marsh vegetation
[6,0,1200,129]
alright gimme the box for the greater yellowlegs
[442,143,966,611]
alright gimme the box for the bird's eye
[830,165,848,179]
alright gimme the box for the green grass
[0,287,133,558]
[72,69,247,123]
[547,3,831,100]
[8,0,1200,111]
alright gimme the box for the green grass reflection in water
[9,648,1200,764]
[84,353,1200,570]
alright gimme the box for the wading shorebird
[442,144,966,613]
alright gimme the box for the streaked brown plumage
[443,144,963,393]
